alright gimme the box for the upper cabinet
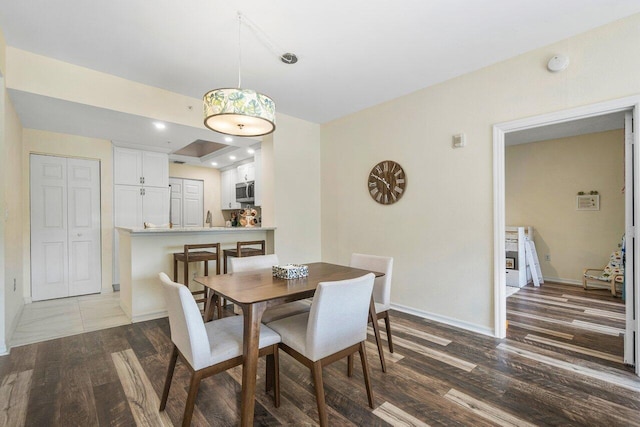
[220,169,241,210]
[237,162,255,182]
[114,147,168,188]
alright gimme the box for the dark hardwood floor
[1,282,638,426]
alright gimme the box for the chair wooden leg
[383,312,394,353]
[311,361,328,427]
[370,308,386,373]
[182,370,203,427]
[216,294,222,319]
[358,341,374,409]
[273,345,280,408]
[347,354,353,377]
[160,345,179,411]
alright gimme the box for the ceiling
[1,1,639,167]
[506,111,626,145]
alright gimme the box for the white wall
[1,26,26,352]
[321,14,640,333]
[271,114,321,264]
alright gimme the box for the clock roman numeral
[370,188,379,196]
[396,178,405,184]
[376,192,382,202]
[394,186,403,194]
[375,165,382,174]
[383,162,388,172]
[384,194,388,203]
[394,170,403,177]
[368,181,376,187]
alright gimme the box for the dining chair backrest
[229,253,280,273]
[159,272,211,370]
[306,273,374,361]
[350,253,393,311]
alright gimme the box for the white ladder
[524,239,543,287]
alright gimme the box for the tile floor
[10,292,130,348]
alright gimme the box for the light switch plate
[452,133,466,148]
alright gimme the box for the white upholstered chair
[350,253,394,369]
[229,254,312,323]
[158,273,281,427]
[267,273,375,427]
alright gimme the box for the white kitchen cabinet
[237,162,255,182]
[113,146,170,285]
[170,177,203,227]
[221,169,241,210]
[113,147,168,187]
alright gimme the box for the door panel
[143,187,170,225]
[31,155,69,300]
[67,158,101,296]
[183,179,203,227]
[169,177,183,227]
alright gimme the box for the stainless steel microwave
[236,181,255,203]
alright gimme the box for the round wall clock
[368,160,406,205]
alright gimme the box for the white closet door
[31,155,69,300]
[142,151,169,187]
[169,178,183,227]
[183,179,203,227]
[30,155,101,301]
[67,158,101,296]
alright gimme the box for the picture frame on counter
[505,257,515,269]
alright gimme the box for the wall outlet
[544,254,550,262]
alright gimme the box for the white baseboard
[542,276,582,286]
[390,303,495,338]
[132,310,168,323]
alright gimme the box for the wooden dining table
[195,262,387,427]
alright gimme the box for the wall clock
[368,160,406,205]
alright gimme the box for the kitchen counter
[117,226,275,234]
[117,226,275,322]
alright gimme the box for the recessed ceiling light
[224,137,233,143]
[211,161,218,166]
[153,122,166,130]
[247,148,255,154]
[229,155,236,160]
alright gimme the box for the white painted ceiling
[1,1,639,166]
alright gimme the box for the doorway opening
[493,96,640,375]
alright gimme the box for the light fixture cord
[237,12,242,88]
[239,12,292,63]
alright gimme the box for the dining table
[195,261,386,427]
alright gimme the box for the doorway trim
[493,95,640,374]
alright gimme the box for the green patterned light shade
[203,88,276,137]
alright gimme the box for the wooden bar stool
[173,243,220,317]
[223,240,266,274]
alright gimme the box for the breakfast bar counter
[116,226,275,322]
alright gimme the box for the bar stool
[173,243,220,316]
[223,240,266,274]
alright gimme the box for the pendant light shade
[203,88,276,137]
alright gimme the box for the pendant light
[203,12,276,137]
